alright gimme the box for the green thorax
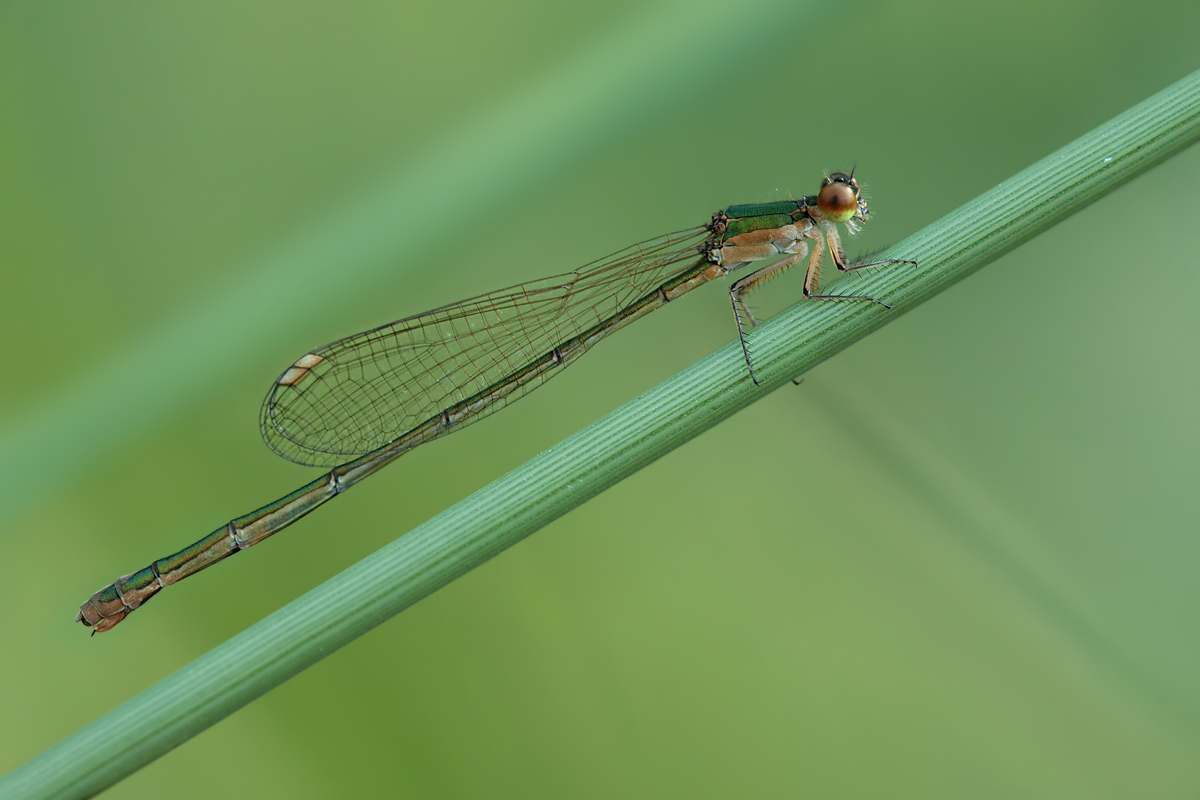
[719,198,813,238]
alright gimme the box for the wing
[260,226,712,466]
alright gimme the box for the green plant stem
[4,69,1199,800]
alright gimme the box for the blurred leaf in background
[1,0,1199,797]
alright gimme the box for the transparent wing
[261,226,712,466]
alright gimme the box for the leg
[728,249,805,385]
[823,221,918,274]
[842,255,919,272]
[804,228,892,307]
[730,250,807,326]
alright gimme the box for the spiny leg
[842,255,919,272]
[804,227,892,308]
[728,251,804,386]
[823,221,849,270]
[823,222,918,275]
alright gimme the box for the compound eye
[817,181,858,223]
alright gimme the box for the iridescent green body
[721,198,813,237]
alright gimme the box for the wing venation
[260,226,711,466]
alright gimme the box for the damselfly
[78,171,915,632]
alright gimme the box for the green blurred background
[2,0,1199,796]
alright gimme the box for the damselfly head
[817,171,862,224]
